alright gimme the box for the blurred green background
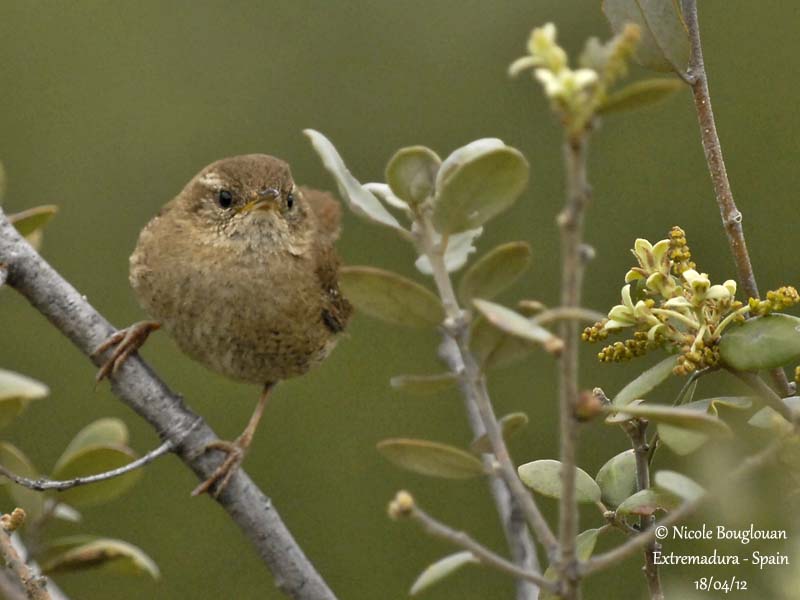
[1,1,799,599]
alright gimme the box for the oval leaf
[8,205,59,237]
[748,396,800,433]
[458,241,532,303]
[605,403,732,436]
[54,418,130,473]
[598,78,684,115]
[471,412,529,455]
[473,299,563,353]
[540,529,600,600]
[470,315,534,371]
[41,538,159,579]
[409,551,477,596]
[602,0,690,73]
[613,356,676,406]
[720,314,800,371]
[386,146,441,206]
[654,470,704,502]
[432,145,529,234]
[0,441,44,522]
[339,266,444,328]
[389,373,458,396]
[51,445,143,507]
[377,439,484,479]
[595,449,637,508]
[617,488,680,516]
[517,459,601,504]
[657,424,708,456]
[304,130,406,233]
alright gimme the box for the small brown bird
[94,154,351,496]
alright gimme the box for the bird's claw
[93,321,161,383]
[191,439,246,498]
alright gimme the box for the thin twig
[419,215,559,562]
[0,440,173,492]
[0,510,51,600]
[583,433,787,575]
[681,0,791,397]
[408,503,557,592]
[624,420,663,600]
[555,130,592,599]
[0,209,336,600]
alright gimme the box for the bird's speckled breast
[129,214,338,385]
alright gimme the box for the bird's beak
[240,187,280,213]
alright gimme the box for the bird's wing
[300,186,342,243]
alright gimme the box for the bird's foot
[92,321,161,383]
[191,437,249,498]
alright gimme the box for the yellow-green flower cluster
[748,286,800,316]
[586,227,743,374]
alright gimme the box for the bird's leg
[191,382,274,498]
[92,320,161,383]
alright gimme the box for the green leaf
[304,129,406,233]
[658,397,753,455]
[470,315,534,371]
[598,78,684,114]
[386,146,441,206]
[470,412,529,455]
[605,403,732,436]
[0,368,49,428]
[432,142,529,234]
[613,356,676,406]
[458,241,532,303]
[602,0,690,73]
[8,204,59,237]
[616,488,680,516]
[409,551,477,596]
[595,450,637,508]
[517,459,601,504]
[748,396,800,434]
[41,537,159,579]
[472,299,563,353]
[376,439,484,479]
[540,529,600,600]
[339,266,444,328]
[415,227,483,274]
[654,470,704,502]
[51,445,142,507]
[389,373,458,396]
[720,314,800,371]
[0,441,44,522]
[54,418,130,473]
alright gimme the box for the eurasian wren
[94,154,352,496]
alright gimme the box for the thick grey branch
[0,209,336,600]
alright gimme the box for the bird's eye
[286,192,295,210]
[218,189,233,209]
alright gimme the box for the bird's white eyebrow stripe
[199,172,224,188]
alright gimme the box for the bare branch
[0,509,51,600]
[0,441,173,492]
[0,209,337,600]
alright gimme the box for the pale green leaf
[8,204,58,237]
[51,445,142,507]
[613,356,675,406]
[339,266,444,328]
[748,396,800,434]
[540,529,600,600]
[432,144,529,234]
[377,438,484,479]
[0,441,44,522]
[654,470,704,502]
[595,450,637,508]
[386,146,441,206]
[304,129,406,233]
[409,551,477,596]
[470,315,534,371]
[54,418,129,473]
[0,369,49,428]
[389,373,458,396]
[472,299,563,352]
[415,227,483,274]
[458,241,532,303]
[598,78,684,114]
[41,538,160,579]
[616,488,680,517]
[605,403,732,436]
[720,314,800,371]
[517,459,601,503]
